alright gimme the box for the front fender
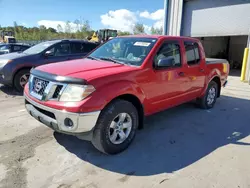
[79,80,146,112]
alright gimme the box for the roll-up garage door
[181,0,250,37]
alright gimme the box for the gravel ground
[0,73,250,188]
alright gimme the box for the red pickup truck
[24,35,229,154]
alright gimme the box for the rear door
[183,41,206,95]
[69,42,98,60]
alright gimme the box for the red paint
[24,35,229,115]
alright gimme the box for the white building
[165,0,250,76]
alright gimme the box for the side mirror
[44,50,53,57]
[156,57,175,68]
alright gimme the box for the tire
[197,81,218,109]
[13,69,30,92]
[91,99,139,154]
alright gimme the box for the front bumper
[0,67,11,85]
[24,93,101,134]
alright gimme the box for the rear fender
[200,69,221,97]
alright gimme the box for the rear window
[184,42,200,66]
[21,46,30,51]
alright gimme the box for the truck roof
[119,35,199,41]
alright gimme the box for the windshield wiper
[86,56,100,61]
[99,57,124,65]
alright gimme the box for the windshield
[108,30,117,37]
[89,37,157,66]
[0,45,9,50]
[23,41,57,55]
[8,38,16,43]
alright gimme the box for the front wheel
[197,81,218,109]
[13,69,30,92]
[91,99,138,154]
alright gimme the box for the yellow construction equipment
[88,29,117,43]
[0,30,16,43]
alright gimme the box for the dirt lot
[0,74,250,188]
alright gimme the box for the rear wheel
[14,69,30,92]
[91,99,138,154]
[197,81,218,109]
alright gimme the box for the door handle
[178,72,185,76]
[200,68,205,72]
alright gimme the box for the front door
[44,42,71,64]
[146,40,190,114]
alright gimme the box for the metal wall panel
[164,0,184,36]
[182,0,250,37]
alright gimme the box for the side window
[184,42,200,66]
[13,45,22,52]
[84,43,98,53]
[48,43,70,56]
[21,46,29,51]
[154,42,181,68]
[0,45,9,50]
[71,42,84,54]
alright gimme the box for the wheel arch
[12,67,32,85]
[210,76,221,98]
[107,94,144,129]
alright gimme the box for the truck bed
[206,58,229,64]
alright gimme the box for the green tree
[47,27,57,33]
[133,23,145,35]
[1,18,95,41]
[57,24,63,33]
[39,25,47,40]
[74,19,80,31]
[118,31,131,36]
[65,21,71,33]
[151,26,163,35]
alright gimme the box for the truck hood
[36,58,138,80]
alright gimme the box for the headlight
[59,84,95,102]
[0,59,12,66]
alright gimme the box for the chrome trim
[25,93,101,133]
[29,74,67,101]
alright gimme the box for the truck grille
[32,77,49,96]
[29,75,65,101]
[52,85,63,99]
